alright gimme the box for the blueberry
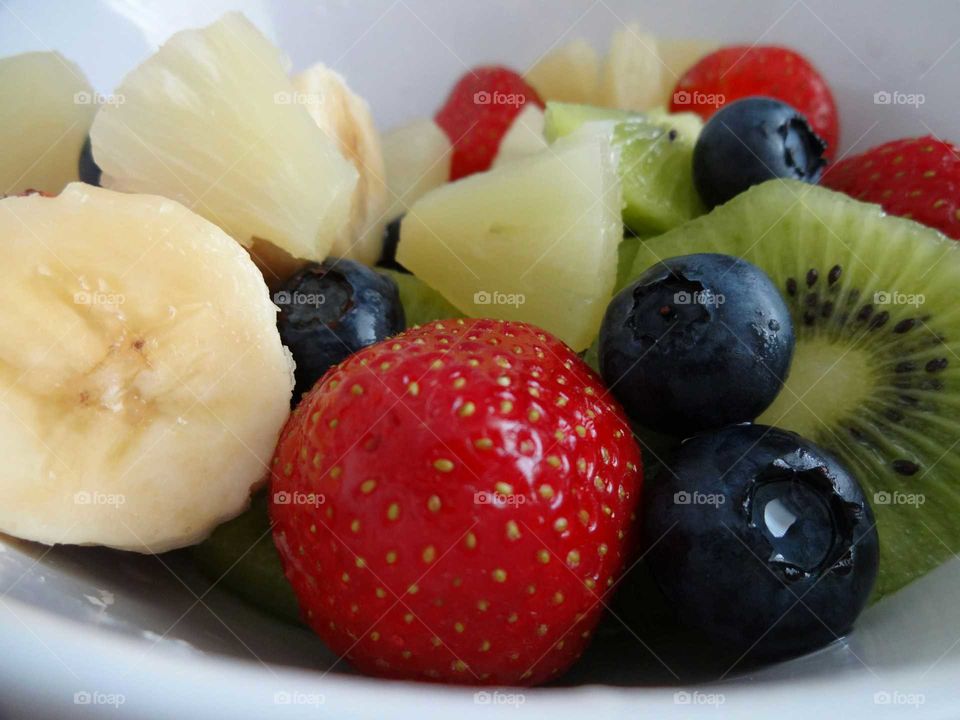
[276,259,405,401]
[376,216,409,273]
[693,97,826,209]
[599,253,794,436]
[643,424,879,662]
[78,136,101,187]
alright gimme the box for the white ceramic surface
[2,1,960,718]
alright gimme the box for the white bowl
[2,1,960,717]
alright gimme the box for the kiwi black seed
[630,180,960,599]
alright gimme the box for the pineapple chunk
[600,24,663,112]
[382,118,452,220]
[291,63,387,264]
[0,52,96,195]
[525,39,600,105]
[90,12,357,266]
[398,132,622,351]
[493,105,547,167]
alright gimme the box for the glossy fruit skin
[276,259,404,401]
[670,45,839,158]
[435,66,544,180]
[692,97,826,208]
[643,424,878,661]
[599,253,794,436]
[822,135,960,240]
[78,135,101,186]
[270,319,642,685]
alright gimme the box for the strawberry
[435,66,543,180]
[822,136,960,240]
[670,46,839,158]
[270,319,642,685]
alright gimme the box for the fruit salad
[2,11,959,689]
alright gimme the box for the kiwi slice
[192,492,302,624]
[543,102,634,142]
[630,179,960,598]
[379,268,464,327]
[544,102,705,235]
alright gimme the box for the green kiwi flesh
[630,180,960,599]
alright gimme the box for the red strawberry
[435,66,544,180]
[671,46,839,158]
[270,319,642,685]
[822,136,960,240]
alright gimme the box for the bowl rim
[2,593,958,719]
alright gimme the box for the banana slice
[0,183,294,552]
[292,63,388,265]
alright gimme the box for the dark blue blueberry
[643,424,879,662]
[693,97,826,208]
[599,253,794,436]
[376,216,409,274]
[78,135,101,186]
[276,259,405,401]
